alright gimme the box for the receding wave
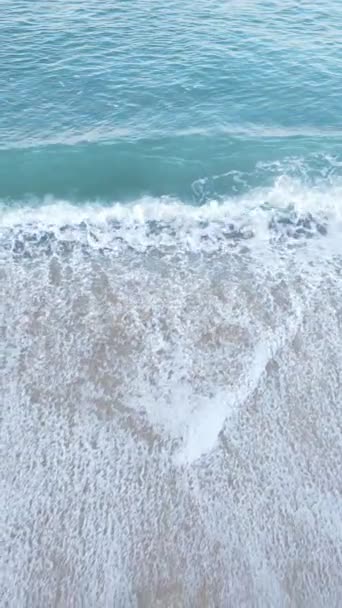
[2,165,342,606]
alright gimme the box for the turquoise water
[2,0,342,203]
[2,2,342,606]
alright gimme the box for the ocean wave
[4,124,342,151]
[1,176,342,258]
[1,139,342,203]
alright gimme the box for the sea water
[1,1,342,605]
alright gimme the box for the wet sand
[2,242,342,606]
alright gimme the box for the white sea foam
[1,176,342,257]
[2,176,342,606]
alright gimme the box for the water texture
[1,1,342,606]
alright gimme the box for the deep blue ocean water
[2,2,342,606]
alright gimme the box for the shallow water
[1,1,342,606]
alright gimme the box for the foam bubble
[2,175,342,605]
[1,175,342,259]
